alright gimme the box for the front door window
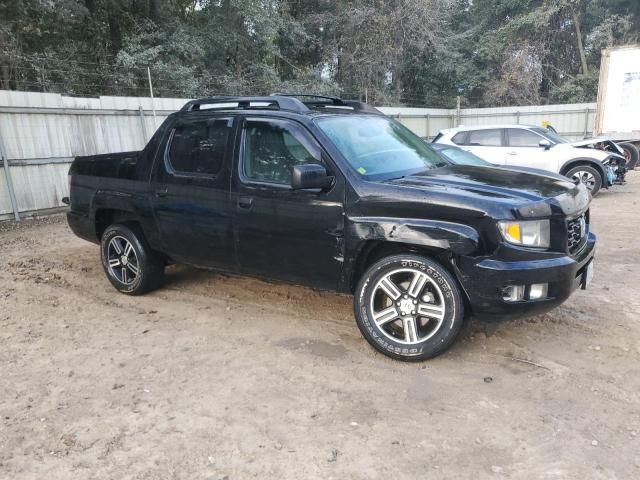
[242,120,322,184]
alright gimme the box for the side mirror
[539,139,552,150]
[291,164,333,190]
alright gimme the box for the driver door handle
[506,151,517,156]
[155,188,168,198]
[237,196,254,210]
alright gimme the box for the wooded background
[1,0,639,108]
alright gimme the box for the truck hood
[384,165,589,216]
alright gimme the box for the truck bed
[70,151,141,180]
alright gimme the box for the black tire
[619,142,639,170]
[100,223,165,295]
[354,254,465,362]
[564,165,603,196]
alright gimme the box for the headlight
[498,220,550,248]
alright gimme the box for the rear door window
[167,118,230,177]
[467,129,503,146]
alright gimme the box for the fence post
[426,114,430,140]
[456,96,461,127]
[515,111,521,124]
[0,134,20,221]
[583,107,590,138]
[147,67,157,128]
[138,106,148,143]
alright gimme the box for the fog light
[529,283,548,300]
[503,285,525,302]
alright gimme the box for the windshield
[316,115,449,180]
[531,127,569,144]
[435,146,492,166]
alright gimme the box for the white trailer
[594,44,640,165]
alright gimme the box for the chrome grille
[567,213,587,253]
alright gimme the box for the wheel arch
[344,217,480,293]
[94,208,141,240]
[559,157,607,183]
[91,190,145,240]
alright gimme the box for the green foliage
[0,0,637,106]
[548,71,600,104]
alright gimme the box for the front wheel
[565,165,602,196]
[100,224,165,295]
[354,254,465,361]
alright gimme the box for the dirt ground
[1,174,639,480]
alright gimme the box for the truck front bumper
[455,232,596,322]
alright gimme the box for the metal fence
[0,91,186,220]
[0,90,597,221]
[379,103,597,141]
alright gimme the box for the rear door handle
[155,188,168,198]
[506,151,517,156]
[237,196,254,210]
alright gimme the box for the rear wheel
[619,142,639,170]
[100,224,165,295]
[354,254,465,361]
[565,165,602,196]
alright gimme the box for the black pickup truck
[67,94,596,361]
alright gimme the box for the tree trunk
[1,63,10,90]
[149,0,159,21]
[107,12,123,53]
[571,7,588,75]
[336,44,343,84]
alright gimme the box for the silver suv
[434,124,622,195]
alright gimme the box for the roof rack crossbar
[340,100,382,114]
[271,93,382,114]
[271,93,343,103]
[180,96,310,113]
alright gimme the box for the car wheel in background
[619,143,639,170]
[354,254,465,361]
[565,165,602,196]
[100,223,165,295]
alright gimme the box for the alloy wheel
[571,170,596,190]
[369,268,446,345]
[107,236,140,285]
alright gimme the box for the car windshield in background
[316,116,449,180]
[436,146,492,166]
[532,127,569,144]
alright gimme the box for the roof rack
[271,93,382,114]
[180,95,310,113]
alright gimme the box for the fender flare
[341,216,481,292]
[347,216,480,257]
[89,189,149,239]
[90,190,140,220]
